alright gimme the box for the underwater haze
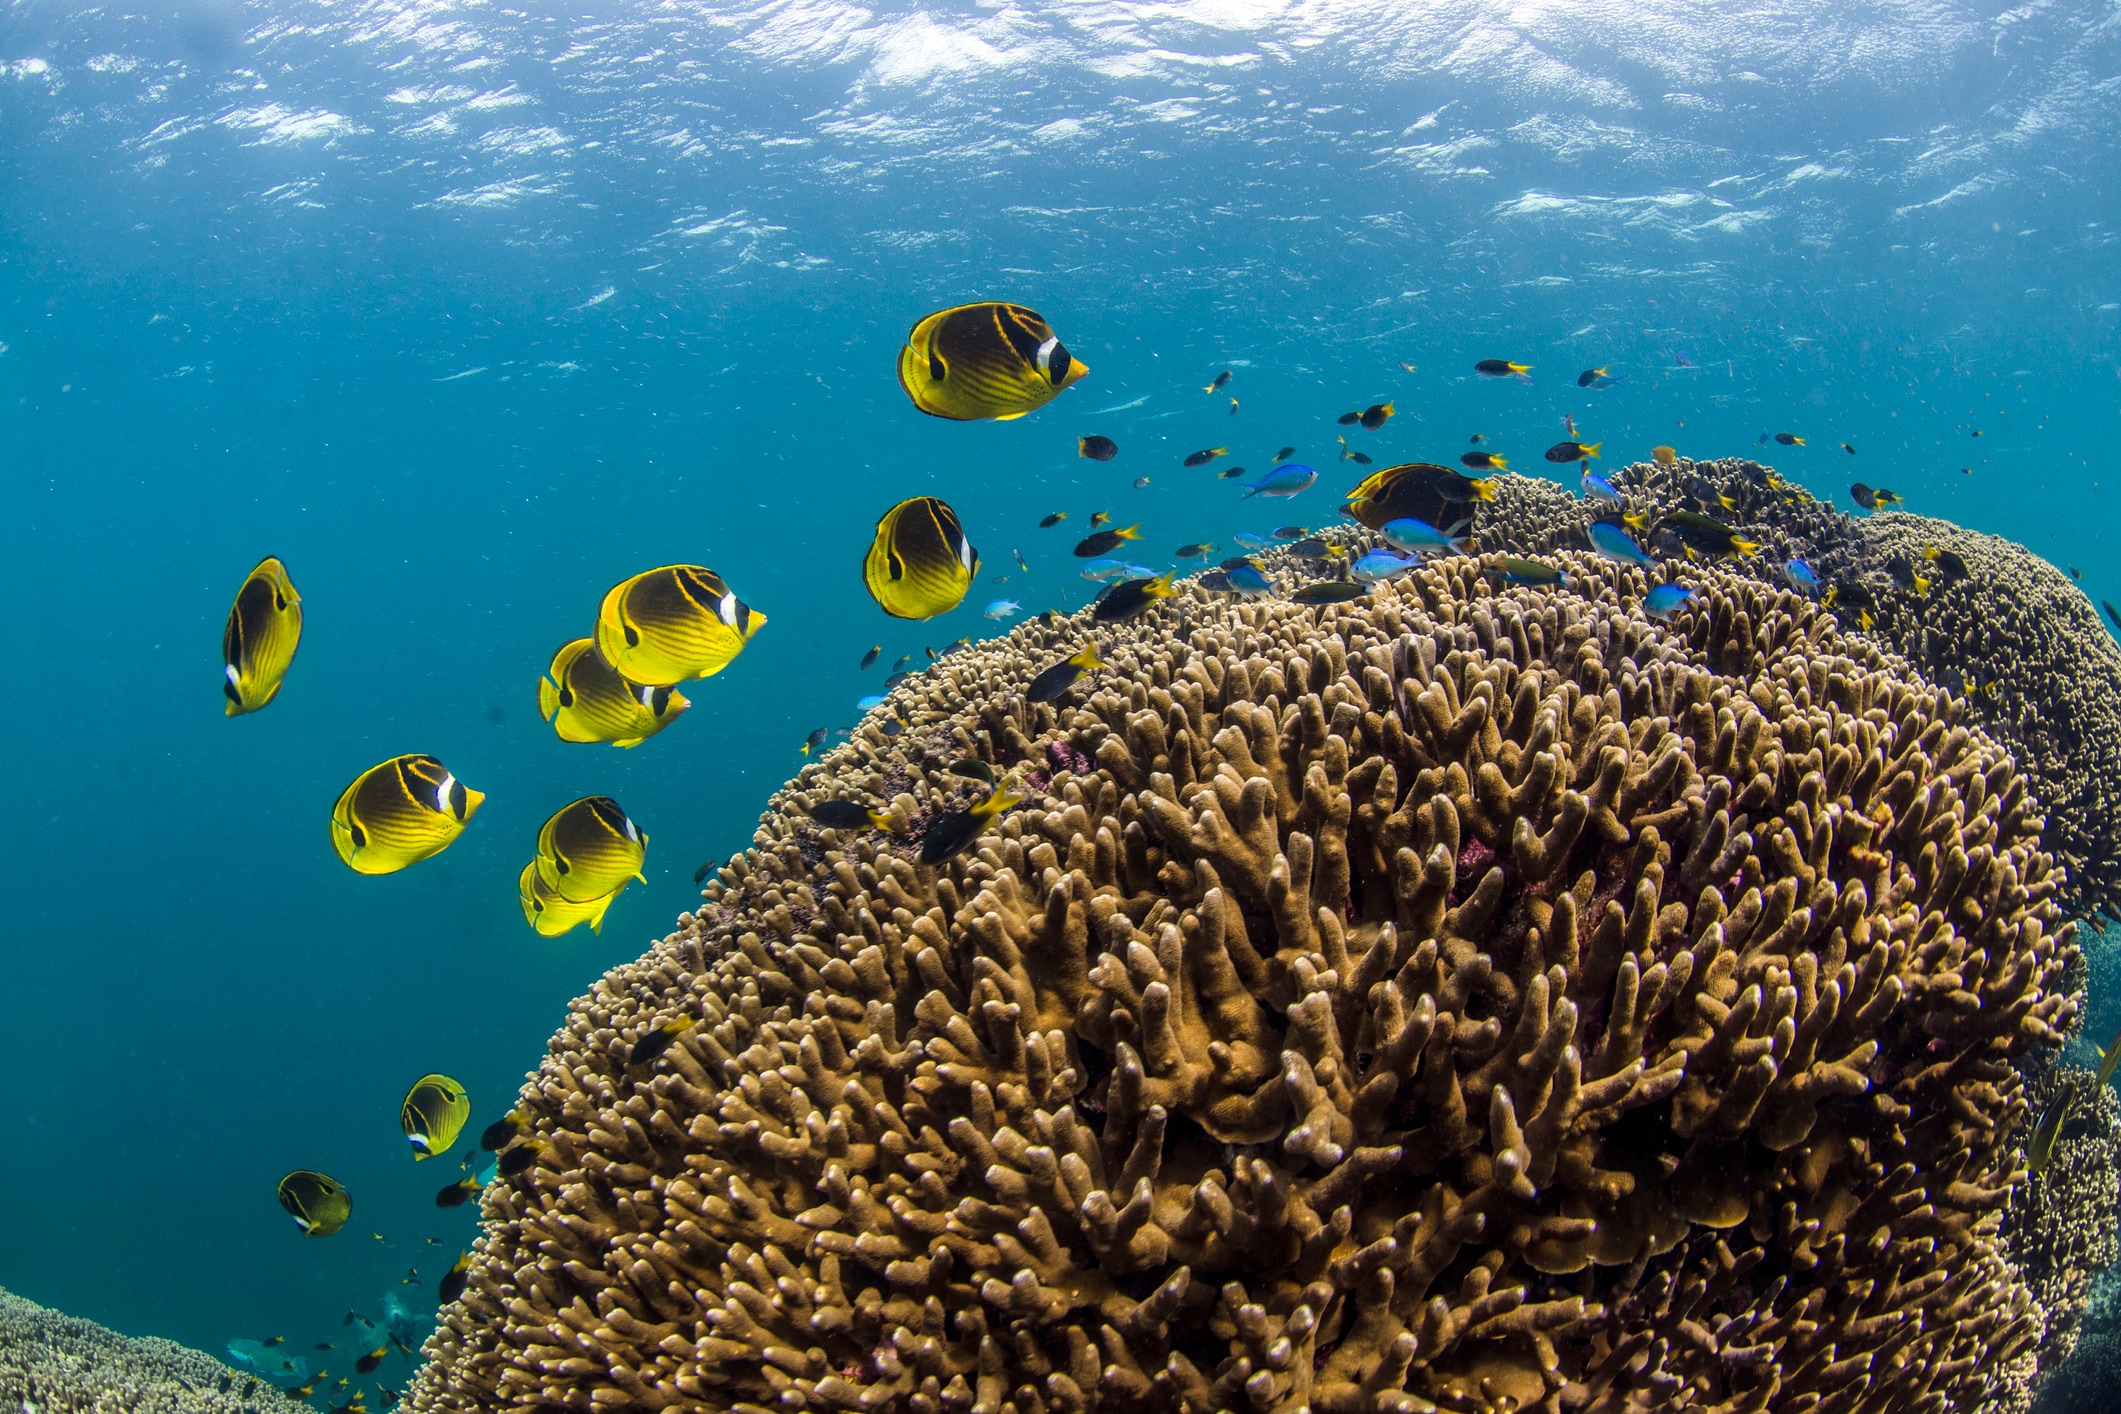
[2,0,2118,1377]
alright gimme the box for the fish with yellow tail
[399,1074,469,1161]
[2028,1019,2121,1176]
[1342,462,1493,530]
[536,639,688,748]
[277,1170,351,1238]
[222,556,302,716]
[896,302,1088,421]
[518,861,619,937]
[534,796,647,902]
[629,1016,696,1067]
[437,1252,472,1306]
[1093,571,1178,623]
[330,755,482,875]
[863,496,980,620]
[595,565,763,685]
[1026,644,1102,703]
[920,782,1025,865]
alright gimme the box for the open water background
[1,0,2118,1374]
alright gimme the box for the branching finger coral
[413,555,2078,1414]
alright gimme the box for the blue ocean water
[1,0,2117,1381]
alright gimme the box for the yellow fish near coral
[329,754,483,875]
[277,1170,351,1238]
[536,638,689,748]
[222,556,302,716]
[896,302,1088,421]
[595,565,764,686]
[518,860,618,937]
[863,496,980,620]
[399,1074,469,1161]
[534,796,647,902]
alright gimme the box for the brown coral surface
[1467,459,2121,920]
[1,1284,310,1414]
[414,557,2079,1414]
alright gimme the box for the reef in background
[414,556,2085,1414]
[1473,458,2121,924]
[1,1285,310,1414]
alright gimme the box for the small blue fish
[1757,431,1771,446]
[1232,531,1271,550]
[1381,518,1474,556]
[1079,558,1131,581]
[1588,520,1656,569]
[1238,463,1317,499]
[855,694,888,711]
[1644,584,1696,620]
[1351,550,1419,583]
[1672,349,1697,368]
[983,599,1021,620]
[1783,559,1821,596]
[1225,564,1272,598]
[1580,471,1621,504]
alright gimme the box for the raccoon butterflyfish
[1474,359,1531,378]
[221,556,302,716]
[1074,524,1142,557]
[1026,644,1103,703]
[629,1017,697,1066]
[437,1252,471,1306]
[329,755,482,875]
[896,302,1087,421]
[1460,451,1507,471]
[1650,445,1677,466]
[920,784,1025,865]
[1775,432,1805,446]
[533,795,646,902]
[1663,510,1759,558]
[1544,440,1602,463]
[536,638,689,748]
[1183,446,1228,467]
[863,496,980,620]
[518,861,617,937]
[1341,462,1494,531]
[595,565,764,686]
[277,1170,351,1238]
[1291,581,1365,605]
[1078,435,1119,461]
[1093,572,1179,623]
[398,1075,469,1161]
[807,799,895,832]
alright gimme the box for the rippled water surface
[1,0,2117,1372]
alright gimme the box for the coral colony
[415,554,2084,1414]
